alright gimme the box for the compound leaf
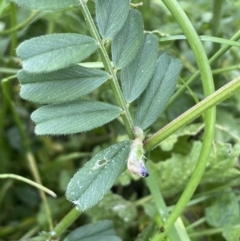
[66,140,131,210]
[95,0,129,39]
[31,100,122,135]
[17,33,98,73]
[121,34,158,102]
[9,0,79,10]
[18,65,109,104]
[135,53,182,129]
[111,9,144,69]
[64,220,120,241]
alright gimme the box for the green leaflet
[9,0,79,10]
[18,66,110,104]
[111,9,144,69]
[16,33,98,73]
[31,100,122,135]
[66,140,131,211]
[121,34,158,103]
[95,0,129,39]
[135,53,182,129]
[64,220,121,241]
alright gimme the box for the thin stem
[146,163,188,241]
[53,207,81,237]
[10,3,17,56]
[151,0,216,239]
[0,11,40,35]
[212,64,240,75]
[145,76,240,151]
[211,0,224,54]
[0,174,57,197]
[1,76,54,230]
[79,0,134,139]
[169,29,240,106]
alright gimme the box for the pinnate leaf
[64,220,121,241]
[66,140,131,210]
[95,0,130,39]
[17,34,98,73]
[121,34,158,102]
[31,100,122,135]
[135,53,182,129]
[18,66,109,104]
[10,0,79,10]
[111,9,144,69]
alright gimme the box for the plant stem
[211,0,224,54]
[53,207,81,237]
[79,0,134,139]
[0,11,40,35]
[0,174,56,197]
[212,64,240,75]
[146,163,189,241]
[169,28,240,106]
[144,76,240,151]
[10,3,17,56]
[150,0,216,240]
[1,76,54,230]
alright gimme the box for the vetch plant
[16,0,182,212]
[8,0,240,240]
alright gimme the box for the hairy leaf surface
[18,66,109,104]
[17,34,98,73]
[64,220,120,241]
[66,140,131,210]
[111,9,144,69]
[31,100,122,135]
[135,53,182,129]
[95,0,129,39]
[10,0,79,10]
[121,34,158,102]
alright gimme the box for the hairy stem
[79,0,134,139]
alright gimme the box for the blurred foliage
[1,0,240,240]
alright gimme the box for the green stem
[212,64,240,75]
[169,28,240,106]
[146,163,187,241]
[53,207,81,237]
[0,174,56,197]
[211,0,224,54]
[1,76,54,230]
[79,0,134,139]
[151,0,216,240]
[145,75,240,151]
[0,11,40,36]
[10,3,17,56]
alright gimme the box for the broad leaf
[95,0,129,39]
[121,34,158,102]
[205,190,240,227]
[64,220,121,241]
[135,53,182,129]
[111,9,144,69]
[10,0,79,10]
[17,34,98,73]
[66,140,131,210]
[31,100,122,135]
[222,226,240,241]
[18,65,109,104]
